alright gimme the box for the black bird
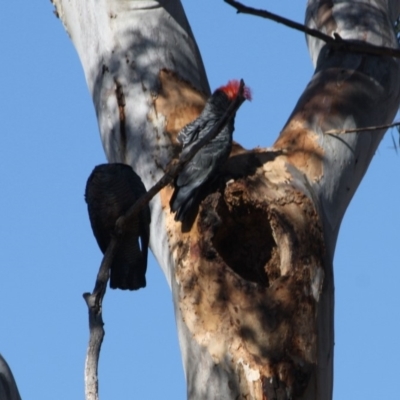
[170,80,251,222]
[85,163,151,290]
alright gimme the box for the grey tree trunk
[51,0,400,399]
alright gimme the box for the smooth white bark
[305,0,400,255]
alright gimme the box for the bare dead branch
[83,292,104,400]
[82,79,248,400]
[83,239,118,400]
[224,0,400,59]
[325,120,400,134]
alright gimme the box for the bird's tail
[109,239,146,290]
[170,186,199,222]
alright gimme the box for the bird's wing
[129,170,147,198]
[176,143,220,189]
[177,119,202,147]
[86,197,116,253]
[176,122,233,189]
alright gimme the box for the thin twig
[390,131,398,154]
[224,0,400,59]
[325,121,400,134]
[83,79,248,400]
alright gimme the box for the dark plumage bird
[170,80,252,222]
[85,163,151,290]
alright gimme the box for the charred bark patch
[261,358,312,400]
[114,78,127,163]
[262,375,289,400]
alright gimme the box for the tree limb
[224,0,400,58]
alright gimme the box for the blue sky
[0,1,398,399]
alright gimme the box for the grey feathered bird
[170,80,252,221]
[85,163,150,290]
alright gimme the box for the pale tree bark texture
[51,0,400,399]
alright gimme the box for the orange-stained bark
[154,69,208,138]
[274,122,324,181]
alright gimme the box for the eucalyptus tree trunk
[51,0,400,399]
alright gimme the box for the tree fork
[52,0,400,399]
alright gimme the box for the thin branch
[224,0,400,59]
[390,131,398,154]
[82,79,248,400]
[83,239,117,400]
[83,293,104,400]
[325,120,400,134]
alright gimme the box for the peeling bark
[52,0,400,399]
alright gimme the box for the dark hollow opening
[210,198,278,287]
